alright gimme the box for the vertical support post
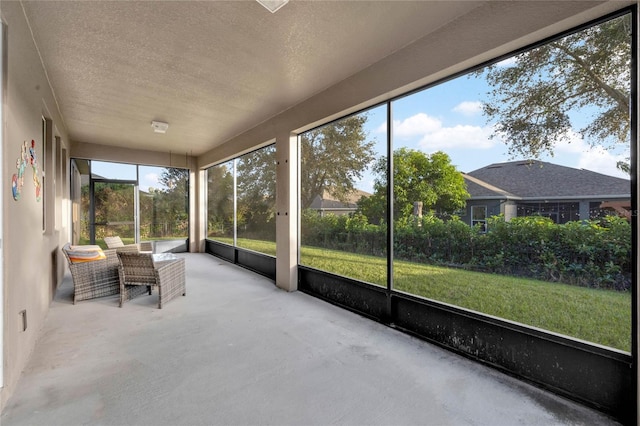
[192,168,206,253]
[134,167,140,244]
[633,6,639,425]
[275,132,298,292]
[232,159,237,247]
[89,179,95,245]
[386,101,394,322]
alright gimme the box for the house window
[471,205,487,232]
[205,144,277,256]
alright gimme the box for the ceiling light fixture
[256,0,289,13]
[151,120,169,134]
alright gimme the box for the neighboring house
[309,188,371,216]
[460,161,631,230]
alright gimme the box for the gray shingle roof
[466,160,630,199]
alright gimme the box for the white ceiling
[19,1,629,158]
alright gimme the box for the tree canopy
[358,148,469,223]
[480,14,631,169]
[146,167,189,238]
[300,114,376,208]
[236,145,277,239]
[207,162,234,237]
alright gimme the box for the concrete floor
[1,253,621,426]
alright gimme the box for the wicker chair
[117,252,186,309]
[104,236,153,254]
[62,243,120,304]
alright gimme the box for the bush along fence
[301,210,631,291]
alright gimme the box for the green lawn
[80,236,185,250]
[213,237,633,351]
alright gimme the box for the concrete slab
[1,253,620,425]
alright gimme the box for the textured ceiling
[20,0,484,155]
[18,1,625,158]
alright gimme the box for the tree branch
[551,41,629,115]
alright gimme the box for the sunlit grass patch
[212,238,631,352]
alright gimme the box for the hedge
[301,210,631,291]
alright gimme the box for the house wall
[0,4,202,410]
[503,201,517,222]
[1,2,72,410]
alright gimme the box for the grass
[80,236,185,250]
[211,237,631,352]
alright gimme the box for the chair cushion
[65,245,107,263]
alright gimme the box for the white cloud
[552,130,629,178]
[553,130,585,154]
[577,148,629,179]
[140,172,160,191]
[393,113,441,138]
[453,101,482,116]
[386,112,496,151]
[418,124,495,151]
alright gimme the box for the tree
[236,145,276,205]
[91,182,135,239]
[480,14,631,166]
[236,145,277,239]
[300,114,376,208]
[150,167,189,238]
[159,167,189,192]
[207,163,234,237]
[358,148,469,223]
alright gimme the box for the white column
[275,132,298,292]
[191,168,206,253]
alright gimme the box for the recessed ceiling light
[256,0,289,13]
[151,120,169,134]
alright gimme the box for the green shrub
[300,209,631,290]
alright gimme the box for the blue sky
[355,62,630,194]
[91,161,167,192]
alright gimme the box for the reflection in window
[471,206,487,231]
[299,106,387,286]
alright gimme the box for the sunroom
[1,1,638,425]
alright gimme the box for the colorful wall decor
[11,139,41,201]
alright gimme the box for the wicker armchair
[117,252,186,309]
[104,236,153,253]
[62,243,120,304]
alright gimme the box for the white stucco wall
[1,2,71,410]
